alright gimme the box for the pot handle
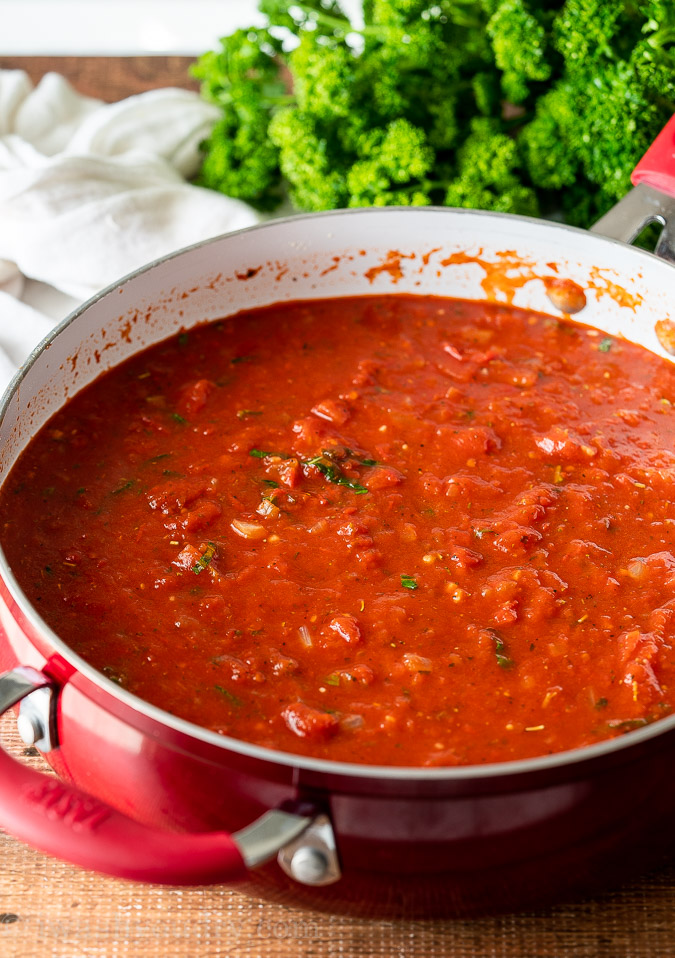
[0,667,314,885]
[631,114,675,198]
[591,114,675,260]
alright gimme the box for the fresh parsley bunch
[192,0,675,225]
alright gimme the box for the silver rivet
[288,846,329,884]
[16,712,43,746]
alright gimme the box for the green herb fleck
[343,448,378,467]
[172,413,187,424]
[595,697,608,709]
[250,448,289,459]
[598,337,613,353]
[215,685,243,706]
[237,409,263,419]
[112,480,134,495]
[262,479,279,488]
[474,528,495,539]
[305,453,368,494]
[251,447,371,493]
[102,666,125,686]
[325,674,340,687]
[192,541,216,575]
[178,332,189,347]
[401,575,418,591]
[489,629,514,669]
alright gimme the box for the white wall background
[1,0,363,54]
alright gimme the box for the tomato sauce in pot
[3,294,675,766]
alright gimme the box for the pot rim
[3,205,675,783]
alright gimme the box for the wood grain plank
[0,56,199,100]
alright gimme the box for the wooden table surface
[1,54,675,958]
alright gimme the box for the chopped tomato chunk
[282,703,339,740]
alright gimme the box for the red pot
[2,119,675,918]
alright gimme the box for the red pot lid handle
[632,114,675,198]
[0,667,312,885]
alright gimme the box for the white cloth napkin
[0,69,261,394]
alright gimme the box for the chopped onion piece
[231,519,266,539]
[256,498,280,518]
[626,558,648,581]
[298,625,313,648]
[340,713,364,731]
[403,652,432,673]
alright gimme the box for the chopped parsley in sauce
[3,294,675,767]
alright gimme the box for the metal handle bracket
[591,183,675,263]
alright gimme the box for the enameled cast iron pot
[2,122,675,919]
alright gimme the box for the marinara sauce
[3,295,675,766]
